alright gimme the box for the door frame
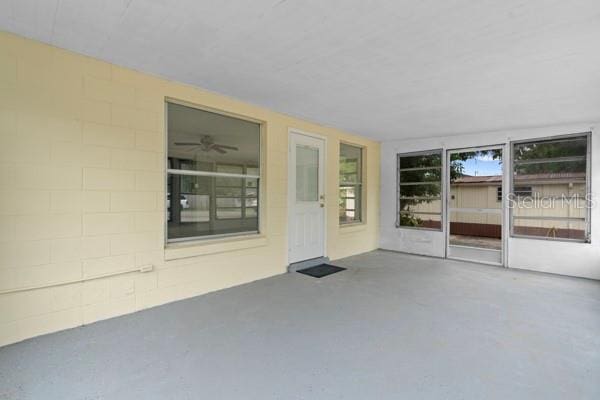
[287,128,328,265]
[444,143,508,267]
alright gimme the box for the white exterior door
[288,132,326,264]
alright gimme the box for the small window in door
[296,145,319,202]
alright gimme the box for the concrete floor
[1,250,599,400]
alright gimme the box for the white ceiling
[1,0,599,141]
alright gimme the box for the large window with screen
[166,101,260,242]
[510,133,590,242]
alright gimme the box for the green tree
[513,137,586,174]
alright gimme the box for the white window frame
[339,142,364,225]
[396,149,444,231]
[165,99,262,243]
[509,132,591,243]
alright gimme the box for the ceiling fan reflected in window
[174,135,239,154]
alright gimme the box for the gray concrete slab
[1,250,599,400]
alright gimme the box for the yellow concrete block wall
[0,31,380,346]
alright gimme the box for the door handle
[320,203,325,208]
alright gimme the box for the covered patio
[1,250,598,400]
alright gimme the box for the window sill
[509,234,589,244]
[339,222,367,233]
[395,225,443,232]
[165,233,268,261]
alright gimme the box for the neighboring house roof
[453,175,501,184]
[453,172,585,185]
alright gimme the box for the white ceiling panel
[1,0,599,140]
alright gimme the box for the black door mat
[297,264,346,278]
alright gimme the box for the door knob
[320,203,325,208]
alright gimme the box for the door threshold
[447,256,504,267]
[448,244,501,253]
[288,256,330,272]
